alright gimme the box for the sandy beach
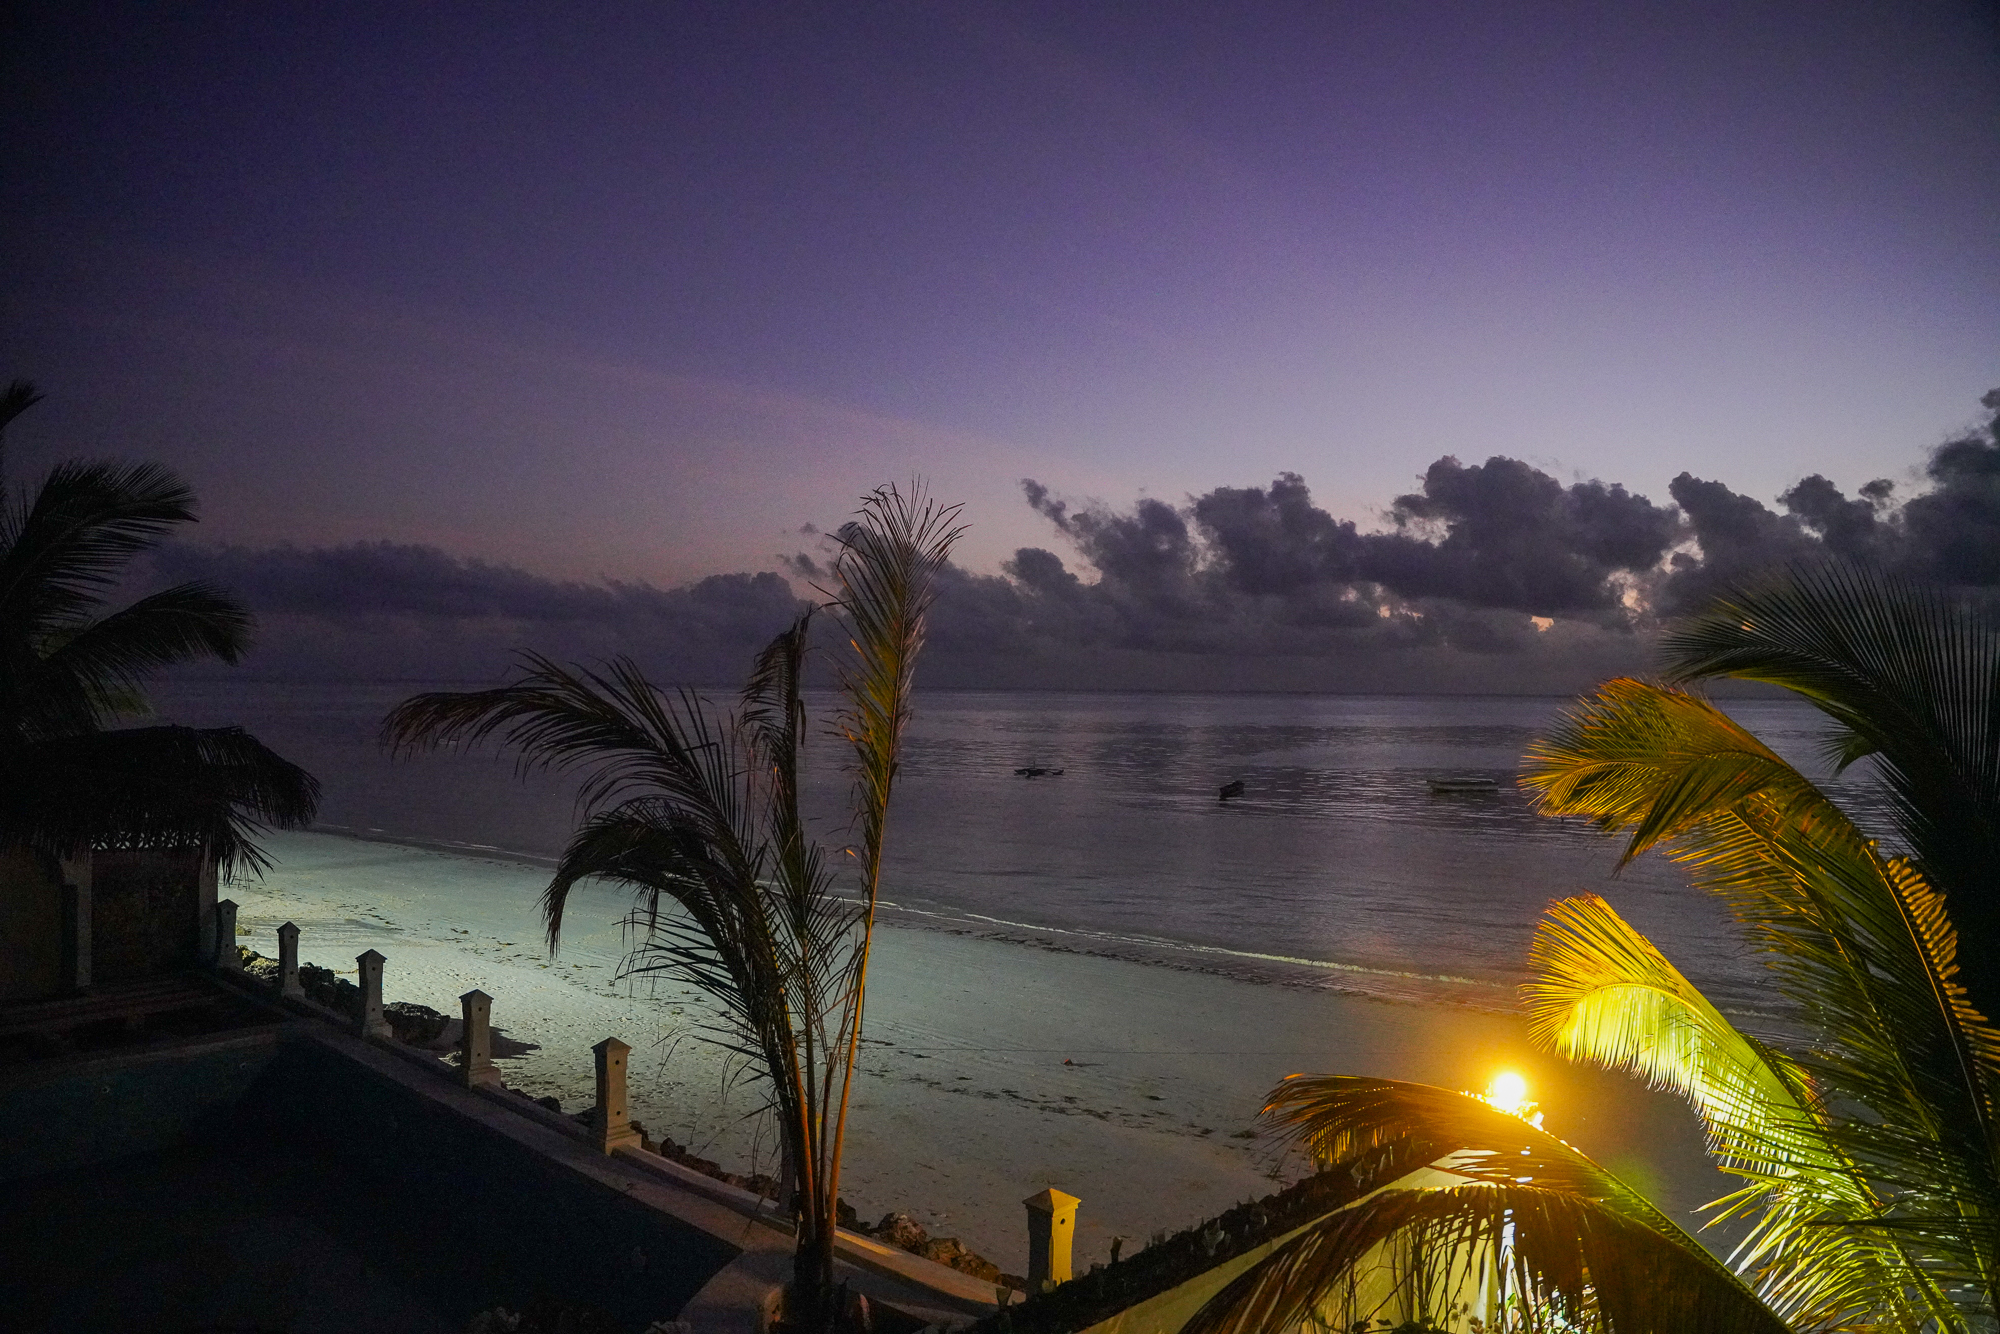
[228,830,1730,1276]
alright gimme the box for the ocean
[151,682,1852,1017]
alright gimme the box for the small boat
[1219,779,1246,801]
[1427,777,1499,794]
[1014,766,1064,778]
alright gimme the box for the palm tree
[1660,562,2000,1027]
[0,380,318,875]
[1188,567,2000,1334]
[383,484,962,1333]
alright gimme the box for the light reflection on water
[154,682,1871,1015]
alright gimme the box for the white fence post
[277,922,305,999]
[213,898,239,970]
[459,989,501,1087]
[591,1037,642,1153]
[356,949,392,1039]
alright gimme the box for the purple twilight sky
[4,1,1998,597]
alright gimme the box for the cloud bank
[148,542,802,683]
[150,390,2000,693]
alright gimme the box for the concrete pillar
[58,853,92,981]
[277,922,305,1000]
[59,856,92,992]
[1024,1188,1081,1292]
[356,949,392,1039]
[592,1037,642,1153]
[213,898,240,970]
[459,989,500,1087]
[195,851,219,964]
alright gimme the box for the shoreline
[226,829,1732,1273]
[309,820,1524,1012]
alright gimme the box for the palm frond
[1525,894,1954,1329]
[0,460,200,631]
[21,582,253,735]
[1262,1076,1696,1236]
[0,380,42,433]
[1196,1073,1784,1334]
[0,725,320,876]
[824,481,965,890]
[1660,561,2000,1026]
[0,380,43,483]
[1523,677,2000,1308]
[1525,895,1832,1179]
[385,653,746,838]
[1186,1181,1793,1334]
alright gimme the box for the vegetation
[1187,563,2000,1334]
[383,484,961,1333]
[0,380,318,874]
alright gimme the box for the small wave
[872,899,1518,1013]
[314,822,560,868]
[945,910,1497,987]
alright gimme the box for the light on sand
[1486,1071,1529,1115]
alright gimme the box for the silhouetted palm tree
[1189,569,2000,1334]
[384,484,961,1332]
[0,380,318,874]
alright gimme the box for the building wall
[0,845,214,1001]
[0,847,62,1002]
[91,847,206,982]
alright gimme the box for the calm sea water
[152,683,1855,1014]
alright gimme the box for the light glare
[1487,1071,1529,1115]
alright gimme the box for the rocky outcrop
[462,1294,628,1332]
[864,1212,1006,1285]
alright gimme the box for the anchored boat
[1426,776,1499,794]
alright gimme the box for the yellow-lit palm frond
[1522,677,2000,1314]
[1527,894,1952,1330]
[1186,1184,1792,1334]
[1187,1075,1790,1334]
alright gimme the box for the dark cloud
[1900,391,2000,585]
[1371,457,1678,614]
[1778,473,1892,563]
[995,457,1676,662]
[1191,474,1362,595]
[917,460,1671,682]
[148,541,807,682]
[1657,389,2000,608]
[1657,472,1821,611]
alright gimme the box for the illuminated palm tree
[384,484,962,1332]
[1662,562,2000,1027]
[0,380,318,873]
[1190,568,2000,1334]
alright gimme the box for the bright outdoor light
[1486,1071,1529,1115]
